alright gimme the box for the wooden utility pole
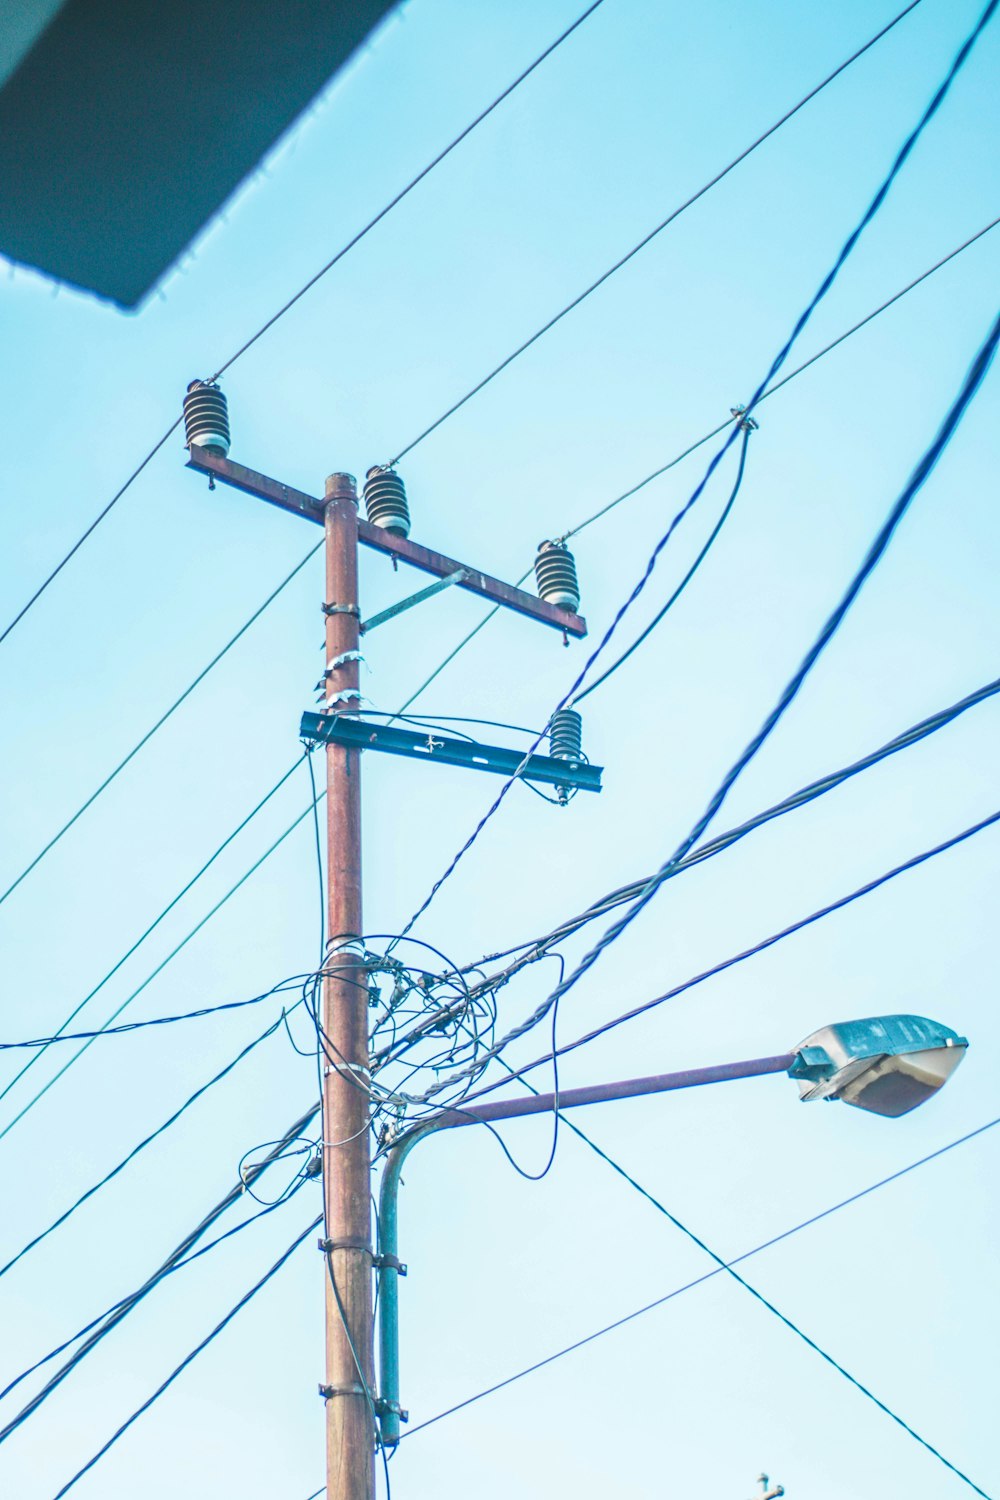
[184,439,595,1500]
[320,473,374,1500]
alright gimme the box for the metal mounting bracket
[360,568,468,634]
[300,712,603,794]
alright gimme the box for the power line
[49,1216,321,1498]
[0,1189,310,1407]
[389,0,927,462]
[0,981,304,1051]
[0,1009,289,1284]
[0,1104,320,1435]
[0,545,322,911]
[393,7,998,960]
[543,808,1000,1081]
[402,1106,996,1498]
[404,1109,1000,1436]
[385,807,1000,1109]
[574,421,753,704]
[0,760,309,1139]
[556,1114,993,1496]
[413,298,1000,1106]
[473,673,1000,983]
[212,0,607,380]
[6,228,991,1146]
[8,221,991,920]
[358,681,1000,1071]
[0,1,605,652]
[560,215,999,545]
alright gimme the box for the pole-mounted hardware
[183,406,597,1500]
[300,711,603,794]
[186,445,587,637]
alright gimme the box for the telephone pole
[182,391,597,1500]
[320,473,373,1500]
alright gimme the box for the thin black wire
[561,215,1000,544]
[0,545,323,911]
[393,6,1000,983]
[411,295,1000,1106]
[471,673,1000,983]
[6,218,991,949]
[0,1,605,654]
[0,757,303,1116]
[371,673,1000,1077]
[575,423,752,703]
[457,808,1000,1114]
[390,216,1000,722]
[0,1191,313,1407]
[402,1108,1000,1442]
[0,1009,291,1284]
[403,1112,995,1498]
[0,984,304,1050]
[389,0,927,463]
[0,1104,320,1436]
[0,420,183,650]
[0,778,316,1144]
[215,0,606,378]
[323,1249,393,1496]
[491,306,1000,1088]
[49,1216,321,1498]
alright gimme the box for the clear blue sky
[1,2,998,1496]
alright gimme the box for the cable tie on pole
[326,650,365,673]
[322,602,361,619]
[318,1236,373,1256]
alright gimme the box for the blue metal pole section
[375,1052,795,1447]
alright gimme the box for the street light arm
[375,1051,796,1448]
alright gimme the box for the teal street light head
[788,1014,968,1118]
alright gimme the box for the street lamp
[374,1013,968,1446]
[787,1013,967,1117]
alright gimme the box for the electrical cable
[566,1112,993,1497]
[574,422,753,704]
[370,670,1000,1075]
[469,672,1000,985]
[0,779,318,1144]
[0,547,322,911]
[0,984,306,1050]
[389,0,927,463]
[0,421,183,651]
[0,1,605,653]
[0,1009,292,1285]
[561,215,1000,545]
[401,1110,997,1499]
[6,220,991,936]
[0,1181,314,1406]
[0,1104,320,1436]
[409,291,1000,1106]
[0,757,303,1114]
[392,8,998,956]
[48,1216,321,1498]
[449,806,1000,1119]
[485,304,1000,1088]
[213,0,606,380]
